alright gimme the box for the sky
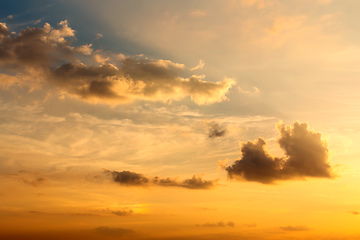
[1,0,360,239]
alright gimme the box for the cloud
[112,208,134,216]
[95,33,103,40]
[0,21,235,105]
[0,20,74,68]
[208,123,226,138]
[104,170,149,186]
[280,225,310,231]
[0,23,8,37]
[154,175,216,189]
[243,223,257,228]
[75,44,93,55]
[22,177,46,187]
[190,59,205,71]
[350,211,359,215]
[196,221,235,227]
[105,170,216,189]
[238,86,260,94]
[225,122,333,184]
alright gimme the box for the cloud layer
[105,170,216,189]
[0,21,235,105]
[225,122,333,184]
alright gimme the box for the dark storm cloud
[280,225,310,231]
[196,221,235,227]
[105,170,216,189]
[208,123,226,138]
[225,122,333,184]
[0,21,235,105]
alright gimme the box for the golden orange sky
[1,0,360,239]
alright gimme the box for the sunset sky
[1,0,360,239]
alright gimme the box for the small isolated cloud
[154,175,216,189]
[225,122,333,184]
[238,86,260,94]
[104,170,149,186]
[350,211,359,215]
[244,223,257,228]
[280,225,310,231]
[95,33,103,40]
[208,123,226,138]
[112,208,134,216]
[94,226,136,238]
[0,20,234,105]
[105,170,216,189]
[197,221,235,227]
[190,59,205,71]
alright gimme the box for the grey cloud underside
[226,122,333,184]
[104,170,216,189]
[0,21,234,105]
